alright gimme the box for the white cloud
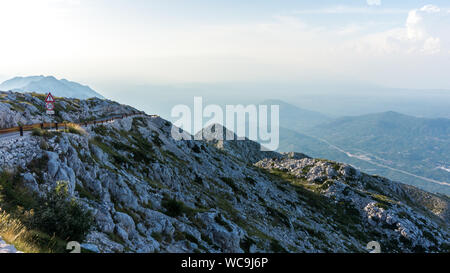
[294,6,405,15]
[336,24,365,35]
[405,5,444,54]
[422,37,441,54]
[406,10,426,40]
[367,0,381,6]
[346,5,448,56]
[420,5,440,13]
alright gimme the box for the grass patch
[151,232,163,242]
[371,194,395,209]
[66,123,87,136]
[267,207,290,227]
[89,138,130,166]
[220,177,247,197]
[75,183,99,202]
[0,211,67,253]
[31,128,51,137]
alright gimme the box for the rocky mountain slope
[0,76,104,99]
[0,91,139,129]
[0,91,448,253]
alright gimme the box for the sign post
[45,92,55,115]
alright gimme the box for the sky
[0,0,450,90]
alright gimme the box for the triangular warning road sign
[45,92,55,103]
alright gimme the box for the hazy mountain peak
[261,99,331,131]
[0,75,44,91]
[0,75,104,100]
[261,99,330,118]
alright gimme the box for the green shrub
[31,128,54,138]
[0,173,74,253]
[220,177,237,191]
[152,133,163,147]
[39,139,49,150]
[151,232,163,242]
[244,176,256,185]
[93,125,108,136]
[194,156,203,164]
[162,197,185,217]
[184,232,199,244]
[31,128,44,137]
[267,207,290,227]
[161,196,195,217]
[0,170,37,210]
[30,181,93,242]
[111,140,154,164]
[220,177,247,197]
[27,155,49,184]
[270,239,286,253]
[193,174,203,185]
[240,236,256,253]
[192,145,201,153]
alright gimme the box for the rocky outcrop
[0,91,141,129]
[196,123,282,163]
[256,157,449,252]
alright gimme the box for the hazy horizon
[2,76,450,120]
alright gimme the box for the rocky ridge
[0,91,140,129]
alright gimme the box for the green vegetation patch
[92,125,108,136]
[27,155,49,184]
[0,172,93,252]
[161,196,195,218]
[30,182,93,242]
[267,207,291,227]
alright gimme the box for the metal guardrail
[0,113,153,137]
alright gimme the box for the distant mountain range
[0,76,104,99]
[261,99,331,131]
[274,101,450,195]
[311,111,450,139]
